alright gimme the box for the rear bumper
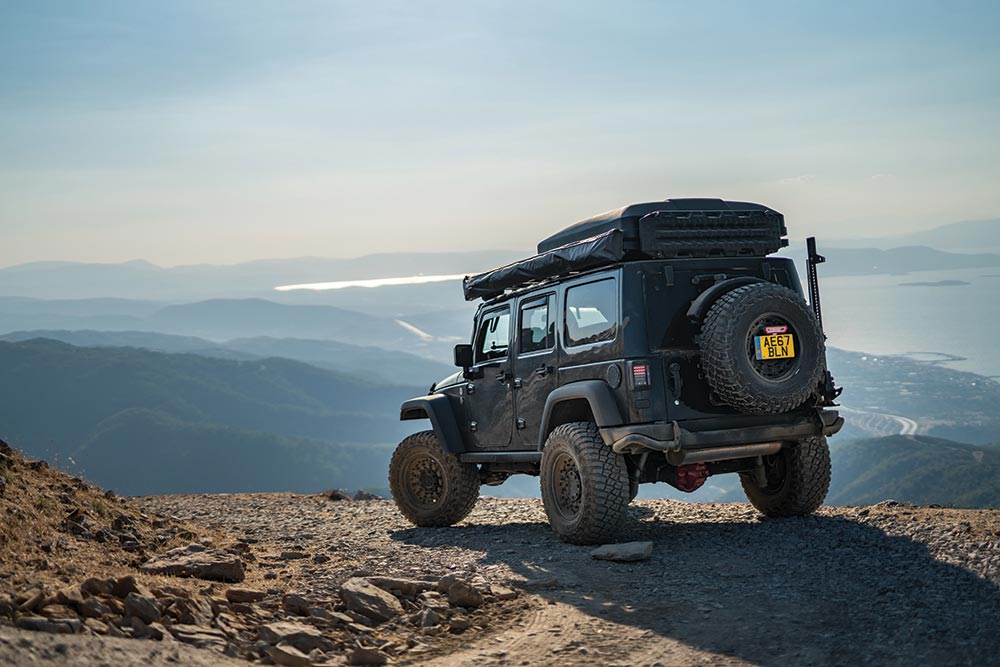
[600,409,843,463]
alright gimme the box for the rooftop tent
[463,198,788,301]
[537,198,787,254]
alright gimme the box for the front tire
[740,436,830,516]
[540,422,630,545]
[389,431,480,527]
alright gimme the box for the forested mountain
[828,435,1000,508]
[0,329,453,385]
[0,339,421,494]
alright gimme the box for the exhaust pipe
[666,441,782,466]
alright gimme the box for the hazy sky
[2,1,999,267]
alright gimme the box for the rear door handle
[495,370,507,383]
[534,364,552,377]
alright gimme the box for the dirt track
[121,494,1000,667]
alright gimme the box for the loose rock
[347,646,388,666]
[340,578,403,623]
[225,588,266,603]
[258,621,327,652]
[124,592,161,624]
[140,543,245,582]
[267,642,314,667]
[590,541,654,562]
[446,581,485,608]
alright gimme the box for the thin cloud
[776,174,817,186]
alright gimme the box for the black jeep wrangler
[390,198,843,544]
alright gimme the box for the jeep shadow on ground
[393,506,1000,666]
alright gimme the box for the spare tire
[699,282,825,414]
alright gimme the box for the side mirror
[453,344,474,369]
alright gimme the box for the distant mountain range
[0,251,523,301]
[827,218,1000,254]
[1,219,998,303]
[0,339,422,495]
[782,245,1000,277]
[0,329,453,386]
[0,297,464,360]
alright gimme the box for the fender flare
[686,277,765,323]
[537,380,624,448]
[400,395,466,454]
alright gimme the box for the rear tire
[540,422,630,545]
[389,431,480,527]
[740,436,830,516]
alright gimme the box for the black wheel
[740,437,830,516]
[699,282,825,415]
[389,431,480,527]
[539,422,630,545]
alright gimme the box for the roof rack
[463,198,787,301]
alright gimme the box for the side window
[519,295,555,354]
[474,307,510,363]
[565,278,617,347]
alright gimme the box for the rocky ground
[3,437,1000,666]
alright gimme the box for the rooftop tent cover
[463,229,625,301]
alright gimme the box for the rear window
[519,295,555,354]
[565,278,617,347]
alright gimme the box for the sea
[818,267,1000,378]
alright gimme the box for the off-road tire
[540,422,630,545]
[389,431,479,527]
[700,282,825,414]
[740,436,830,516]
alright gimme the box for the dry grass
[0,439,231,602]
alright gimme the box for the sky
[1,0,999,267]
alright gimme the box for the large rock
[258,621,328,652]
[347,647,388,666]
[169,624,229,651]
[225,587,266,603]
[266,642,314,667]
[79,598,112,619]
[446,581,484,609]
[140,543,245,582]
[112,576,153,599]
[54,586,85,608]
[169,597,214,626]
[124,592,161,624]
[339,578,403,623]
[16,616,81,634]
[80,578,114,597]
[590,541,653,562]
[367,577,435,597]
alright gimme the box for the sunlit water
[819,267,1000,377]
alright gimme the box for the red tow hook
[675,463,709,492]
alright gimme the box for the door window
[565,278,617,347]
[519,295,555,354]
[474,308,510,363]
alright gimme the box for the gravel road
[133,494,1000,667]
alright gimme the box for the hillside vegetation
[829,435,1000,508]
[0,339,418,494]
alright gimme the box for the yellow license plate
[755,334,795,360]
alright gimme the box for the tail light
[630,362,650,389]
